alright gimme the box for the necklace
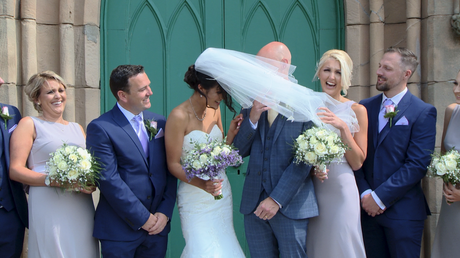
[189,97,206,121]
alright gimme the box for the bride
[165,65,245,257]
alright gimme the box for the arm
[164,108,221,195]
[318,104,368,170]
[374,106,437,208]
[86,121,151,231]
[440,104,455,154]
[9,117,50,186]
[225,114,243,145]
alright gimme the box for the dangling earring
[200,95,202,98]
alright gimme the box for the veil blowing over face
[194,47,359,133]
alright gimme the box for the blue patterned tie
[134,115,149,156]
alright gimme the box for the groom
[87,65,177,258]
[355,47,436,258]
[233,42,318,257]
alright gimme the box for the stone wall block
[423,0,455,18]
[75,88,100,128]
[406,0,422,18]
[385,0,406,23]
[384,23,407,48]
[369,22,385,97]
[0,83,18,106]
[422,15,460,82]
[0,16,17,82]
[60,24,75,85]
[84,24,100,88]
[369,0,384,23]
[36,24,60,73]
[422,82,452,147]
[21,86,38,117]
[83,0,101,26]
[36,0,60,24]
[59,0,74,24]
[345,0,370,25]
[63,86,75,123]
[0,0,16,17]
[347,85,370,102]
[21,0,37,19]
[346,24,370,87]
[21,19,37,83]
[406,18,422,85]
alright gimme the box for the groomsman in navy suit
[87,65,177,258]
[0,76,27,258]
[355,47,436,258]
[233,42,318,258]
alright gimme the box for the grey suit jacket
[233,108,318,219]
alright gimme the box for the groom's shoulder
[144,110,166,121]
[359,94,381,106]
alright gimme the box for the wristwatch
[44,175,51,187]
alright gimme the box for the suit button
[264,158,268,161]
[263,179,266,183]
[267,137,271,140]
[0,187,2,191]
[265,147,269,150]
[149,173,153,177]
[147,196,151,199]
[258,171,261,175]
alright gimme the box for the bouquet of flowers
[181,137,243,200]
[293,126,348,172]
[427,148,460,185]
[46,143,101,191]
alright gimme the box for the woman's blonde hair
[314,49,353,95]
[24,71,67,112]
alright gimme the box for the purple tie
[378,98,393,132]
[134,115,149,156]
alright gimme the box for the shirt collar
[117,102,144,122]
[381,87,408,107]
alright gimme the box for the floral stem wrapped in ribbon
[46,143,101,191]
[293,126,348,172]
[181,136,243,200]
[427,148,460,202]
[1,106,13,130]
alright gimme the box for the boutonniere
[383,105,399,128]
[144,119,158,141]
[0,106,13,130]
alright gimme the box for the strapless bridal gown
[177,125,245,258]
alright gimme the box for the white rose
[211,146,222,157]
[315,130,327,140]
[79,159,91,170]
[330,145,339,154]
[2,106,9,116]
[221,147,231,155]
[431,158,440,166]
[64,146,74,155]
[77,148,90,160]
[314,143,327,156]
[192,160,202,169]
[446,153,458,161]
[69,154,78,163]
[48,165,57,176]
[199,143,207,150]
[326,135,336,145]
[299,140,308,150]
[305,152,317,163]
[310,136,318,144]
[435,162,447,175]
[199,154,208,164]
[296,135,305,143]
[445,159,458,171]
[67,169,79,180]
[53,154,63,163]
[57,161,68,171]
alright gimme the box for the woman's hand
[443,182,460,204]
[226,114,243,144]
[203,178,223,196]
[79,185,97,194]
[317,107,346,130]
[313,166,329,182]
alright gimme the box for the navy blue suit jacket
[86,105,177,241]
[0,104,27,227]
[355,91,436,220]
[233,109,318,219]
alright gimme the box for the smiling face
[201,84,223,110]
[319,58,343,99]
[454,71,460,104]
[118,72,152,115]
[37,79,67,117]
[376,52,409,97]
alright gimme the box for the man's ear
[404,69,412,79]
[117,90,128,103]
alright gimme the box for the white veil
[194,47,359,133]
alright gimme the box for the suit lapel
[112,105,148,166]
[371,95,383,149]
[272,114,286,144]
[259,112,267,148]
[0,116,9,167]
[377,91,412,147]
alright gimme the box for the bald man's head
[257,41,291,65]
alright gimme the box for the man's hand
[148,212,169,235]
[141,213,158,234]
[249,100,270,124]
[254,197,279,220]
[361,193,384,217]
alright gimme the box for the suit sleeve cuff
[249,119,258,129]
[371,191,386,210]
[361,189,372,199]
[269,196,282,209]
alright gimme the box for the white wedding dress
[178,125,245,258]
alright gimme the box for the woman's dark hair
[184,65,235,114]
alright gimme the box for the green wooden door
[100,1,343,257]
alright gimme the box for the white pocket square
[8,124,17,133]
[154,128,164,139]
[395,116,409,126]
